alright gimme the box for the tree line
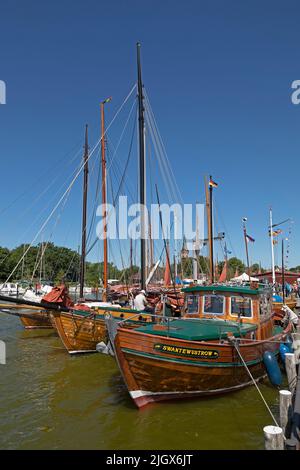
[1,243,297,286]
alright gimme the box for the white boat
[0,283,24,296]
[22,284,53,303]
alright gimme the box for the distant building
[255,270,300,284]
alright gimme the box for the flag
[209,179,218,188]
[273,239,278,246]
[268,229,282,237]
[102,96,112,104]
[246,234,255,243]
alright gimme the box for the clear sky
[1,0,300,270]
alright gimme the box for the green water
[0,313,282,450]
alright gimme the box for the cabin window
[203,295,225,316]
[186,294,199,314]
[230,296,252,318]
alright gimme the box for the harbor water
[0,312,283,450]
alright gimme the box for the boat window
[230,296,252,318]
[185,294,199,314]
[203,295,224,315]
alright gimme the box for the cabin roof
[134,318,257,341]
[182,285,264,296]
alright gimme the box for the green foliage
[0,243,80,283]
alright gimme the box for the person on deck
[134,290,154,315]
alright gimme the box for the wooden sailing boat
[106,178,293,408]
[109,282,292,408]
[51,44,153,353]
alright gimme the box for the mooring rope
[229,337,282,431]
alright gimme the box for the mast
[206,176,214,283]
[242,218,251,279]
[137,42,146,291]
[101,98,111,300]
[269,208,276,291]
[79,124,89,299]
[282,238,285,304]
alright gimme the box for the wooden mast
[79,124,89,299]
[137,42,146,291]
[242,218,251,280]
[101,99,111,300]
[205,176,214,284]
[282,238,285,304]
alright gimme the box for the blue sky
[1,0,300,270]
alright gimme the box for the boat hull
[114,328,286,408]
[19,309,53,329]
[50,311,107,353]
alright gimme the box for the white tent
[231,272,259,282]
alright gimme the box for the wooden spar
[205,177,214,283]
[282,239,285,304]
[269,208,276,290]
[79,124,89,299]
[137,42,146,291]
[242,218,251,278]
[155,184,179,300]
[0,294,70,312]
[101,98,111,300]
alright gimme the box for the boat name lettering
[154,343,219,359]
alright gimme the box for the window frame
[185,294,200,315]
[230,295,253,319]
[202,294,225,316]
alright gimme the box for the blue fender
[285,337,293,353]
[263,351,282,386]
[279,343,290,363]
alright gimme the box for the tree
[227,257,245,278]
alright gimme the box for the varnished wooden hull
[50,311,107,353]
[51,308,151,354]
[19,309,53,329]
[114,327,287,408]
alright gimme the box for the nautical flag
[273,239,278,245]
[246,234,255,243]
[268,229,282,237]
[209,179,218,188]
[102,96,112,104]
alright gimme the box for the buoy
[263,351,282,386]
[279,343,290,363]
[285,336,293,353]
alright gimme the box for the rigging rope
[2,84,137,286]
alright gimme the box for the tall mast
[269,208,276,291]
[242,218,251,279]
[101,98,111,300]
[206,176,214,283]
[137,42,146,290]
[282,238,285,304]
[79,124,89,299]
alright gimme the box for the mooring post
[279,389,292,437]
[263,425,284,450]
[285,353,297,393]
